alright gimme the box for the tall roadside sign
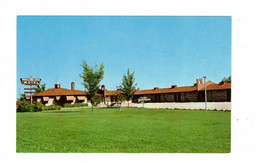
[20,77,41,104]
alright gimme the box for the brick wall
[139,92,198,102]
[208,90,229,102]
[132,89,231,103]
[182,92,198,102]
[163,93,175,102]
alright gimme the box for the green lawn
[16,108,231,153]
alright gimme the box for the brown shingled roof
[200,82,231,91]
[134,86,197,95]
[34,81,231,97]
[33,88,88,97]
[105,90,122,96]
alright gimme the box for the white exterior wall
[104,96,111,105]
[71,96,76,104]
[45,98,54,106]
[37,98,41,103]
[98,102,231,111]
[83,98,87,104]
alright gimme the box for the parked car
[137,97,151,103]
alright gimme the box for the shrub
[63,103,88,108]
[17,100,34,112]
[42,106,62,111]
[34,102,44,112]
[16,100,21,110]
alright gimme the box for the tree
[20,94,26,100]
[35,84,46,93]
[79,60,104,111]
[120,68,139,107]
[92,95,102,107]
[227,76,231,82]
[116,88,124,111]
[222,76,231,82]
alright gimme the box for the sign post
[20,77,41,103]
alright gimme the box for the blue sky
[17,16,231,97]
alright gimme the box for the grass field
[16,108,231,153]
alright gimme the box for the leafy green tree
[227,76,231,82]
[120,68,139,107]
[36,84,46,93]
[222,76,231,82]
[20,94,26,100]
[92,96,102,107]
[79,60,104,111]
[115,88,124,111]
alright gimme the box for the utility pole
[117,86,122,111]
[30,85,32,104]
[19,88,20,99]
[143,96,144,108]
[203,76,207,111]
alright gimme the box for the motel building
[103,78,231,105]
[32,81,88,106]
[32,78,231,107]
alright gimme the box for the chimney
[101,85,105,91]
[154,87,159,90]
[55,81,60,88]
[196,78,203,90]
[71,82,75,90]
[171,85,177,88]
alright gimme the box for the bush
[63,103,88,108]
[34,102,44,112]
[16,100,60,112]
[16,100,21,110]
[42,106,62,111]
[17,100,34,112]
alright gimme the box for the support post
[30,85,32,104]
[203,76,207,111]
[143,96,144,108]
